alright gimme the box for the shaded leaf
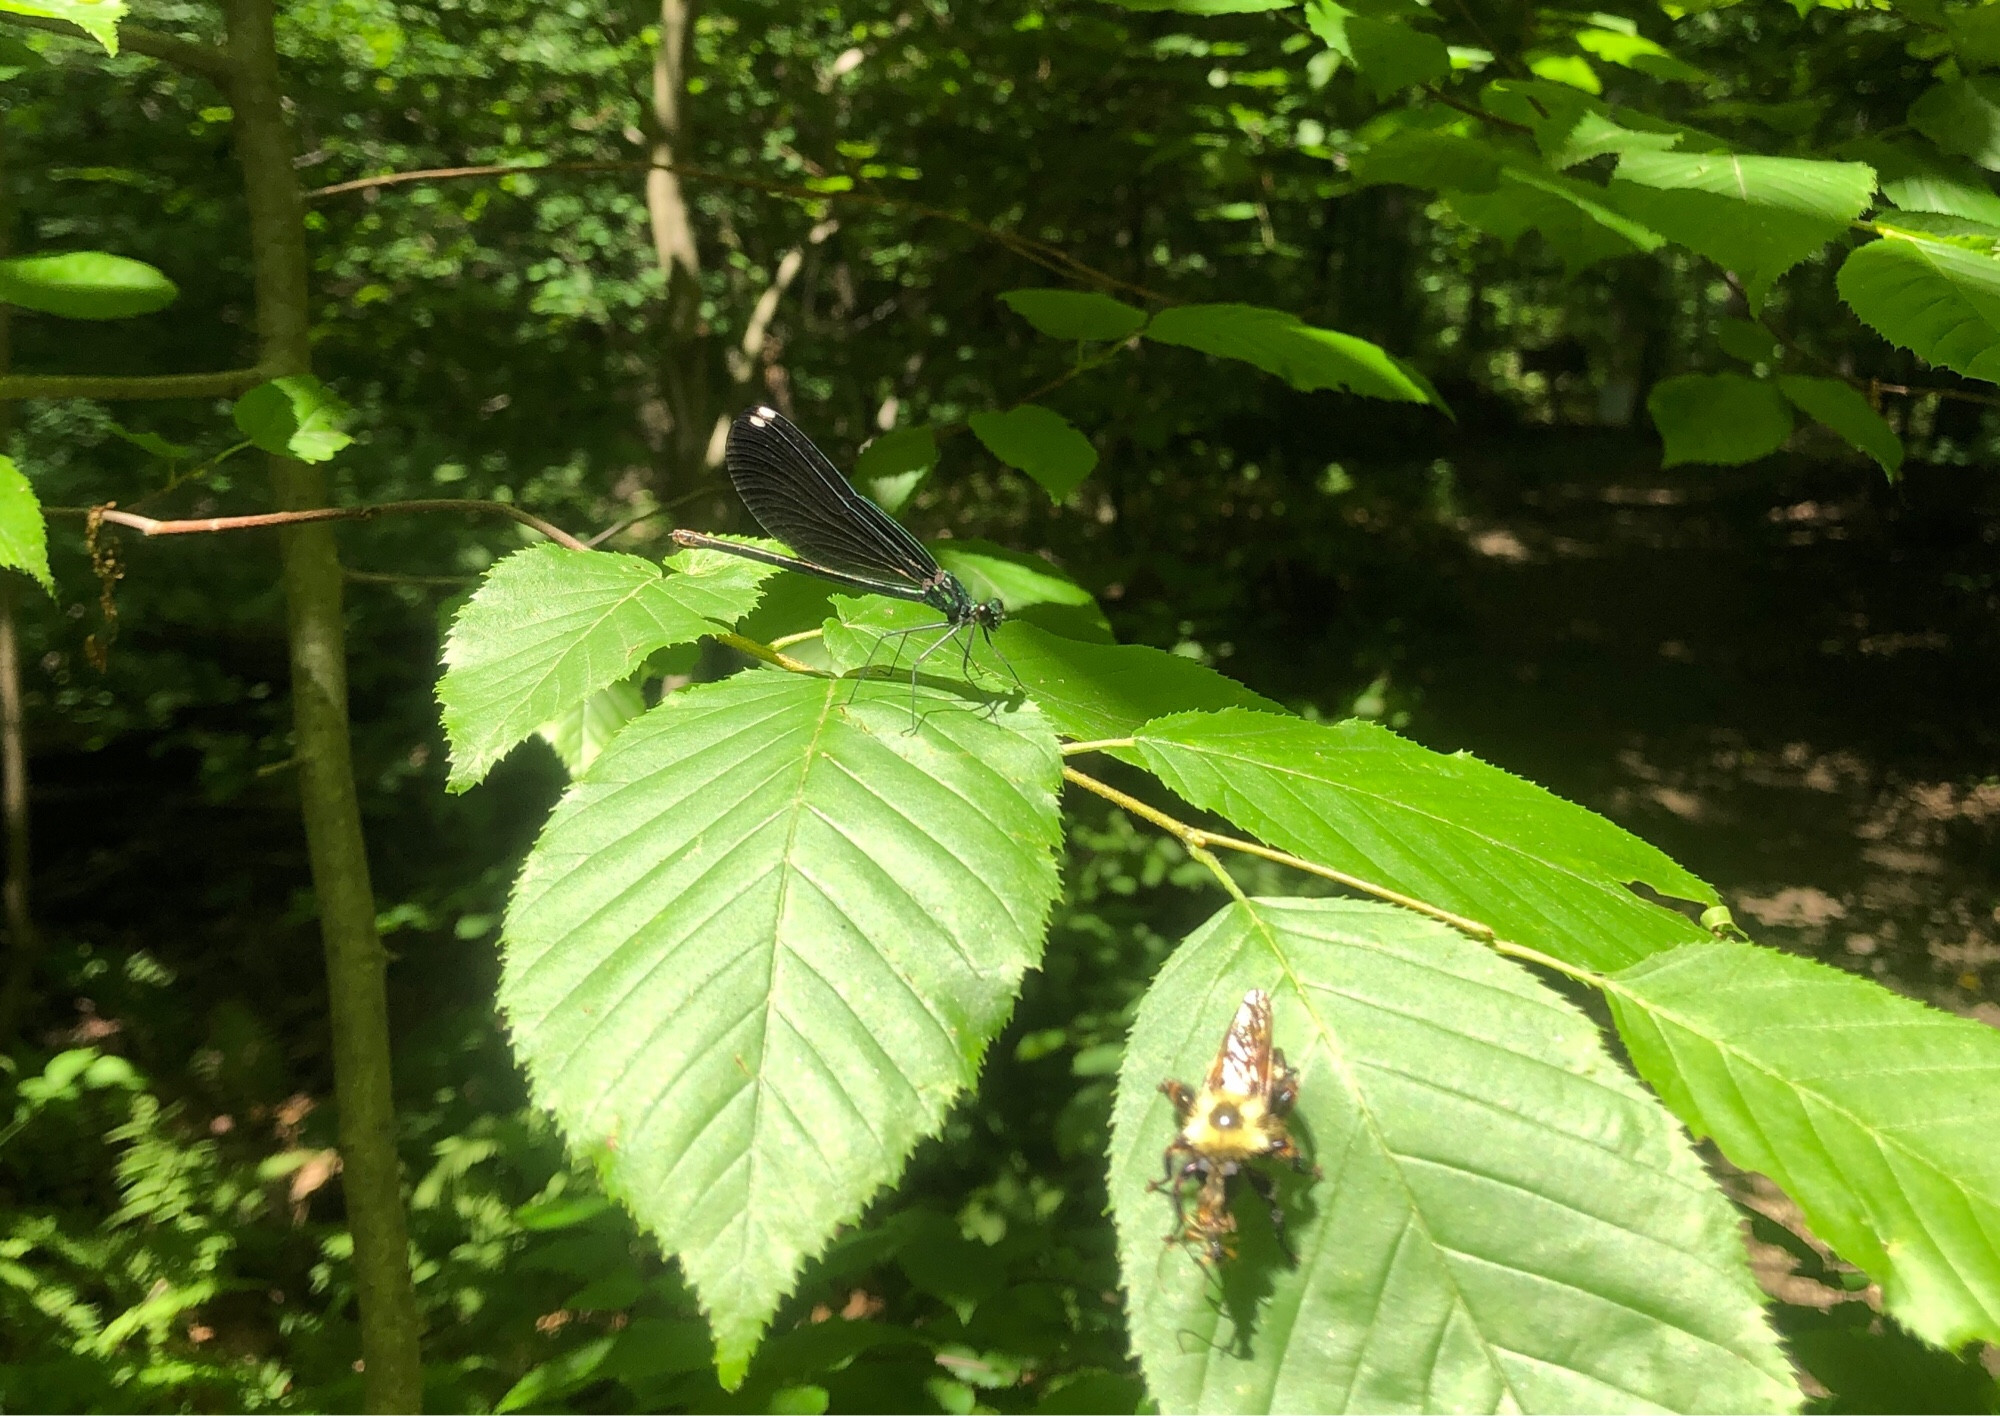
[537,677,646,777]
[999,289,1148,342]
[1549,111,1683,169]
[0,250,173,319]
[1715,317,1779,364]
[1647,373,1793,467]
[1144,303,1438,404]
[968,405,1099,502]
[1910,77,2000,172]
[231,376,353,463]
[1777,375,1903,479]
[1607,941,2000,1351]
[501,673,1062,1380]
[439,543,774,791]
[1350,129,1503,192]
[1452,166,1664,274]
[1133,708,1716,970]
[1112,897,1797,1413]
[1306,0,1451,96]
[932,540,1113,643]
[1842,137,2000,226]
[853,427,937,514]
[0,455,52,596]
[1836,232,2000,382]
[1099,0,1295,9]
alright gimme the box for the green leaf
[0,251,173,319]
[1574,26,1710,82]
[1004,623,1282,744]
[0,0,122,51]
[968,406,1099,502]
[1549,111,1683,170]
[853,427,937,514]
[1776,375,1904,479]
[1952,3,2000,67]
[0,456,52,596]
[1529,51,1601,94]
[1836,232,2000,382]
[230,376,353,463]
[1610,152,1878,308]
[1451,166,1664,274]
[1606,941,2000,1351]
[501,672,1062,1380]
[1349,130,1503,192]
[1133,709,1715,971]
[496,1336,616,1414]
[1112,897,1797,1413]
[932,540,1113,643]
[537,677,646,777]
[1305,0,1451,97]
[106,421,197,462]
[1647,373,1793,467]
[1144,303,1438,404]
[439,542,773,791]
[1482,77,1606,153]
[1910,77,2000,172]
[998,289,1148,342]
[1843,138,2000,226]
[1714,317,1779,364]
[1099,0,1294,10]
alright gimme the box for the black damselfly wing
[724,407,941,592]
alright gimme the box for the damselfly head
[974,598,1005,629]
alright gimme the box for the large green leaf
[1610,152,1878,307]
[1144,304,1438,405]
[1549,111,1683,170]
[1111,897,1797,1413]
[968,405,1099,502]
[1910,77,2000,172]
[501,672,1063,1380]
[1606,941,2000,1351]
[1574,26,1709,83]
[230,376,353,463]
[1836,232,2000,382]
[1843,138,2000,226]
[1776,375,1903,479]
[0,455,52,596]
[0,251,173,319]
[852,427,937,514]
[1006,624,1282,744]
[998,288,1148,342]
[1099,0,1295,10]
[1450,167,1664,275]
[439,543,774,790]
[1133,709,1714,970]
[0,0,123,51]
[1349,129,1503,192]
[1647,373,1793,467]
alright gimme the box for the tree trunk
[647,0,715,482]
[221,0,424,1408]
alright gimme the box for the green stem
[224,0,422,1407]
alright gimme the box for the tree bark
[221,0,423,1408]
[646,0,714,483]
[0,116,35,1042]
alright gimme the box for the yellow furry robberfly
[1148,988,1317,1266]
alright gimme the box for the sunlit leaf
[439,543,774,791]
[231,376,353,463]
[1647,373,1793,467]
[1843,138,2000,227]
[1836,231,2000,382]
[1144,303,1439,404]
[0,250,173,319]
[1610,151,1878,307]
[1305,0,1451,96]
[1608,941,2000,1351]
[501,672,1062,1381]
[932,540,1113,643]
[1134,708,1716,970]
[1112,897,1797,1413]
[0,455,52,596]
[0,0,122,54]
[1549,111,1683,169]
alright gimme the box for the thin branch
[306,158,1171,304]
[344,568,476,588]
[1060,736,1138,756]
[47,499,590,551]
[714,630,817,675]
[1060,764,1498,941]
[1421,84,1534,135]
[0,13,234,80]
[0,368,266,402]
[1871,379,2000,410]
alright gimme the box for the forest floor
[1411,433,2000,1019]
